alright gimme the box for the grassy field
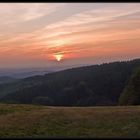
[0,104,139,138]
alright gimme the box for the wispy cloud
[0,3,140,68]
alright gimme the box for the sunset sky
[0,3,140,69]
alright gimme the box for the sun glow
[54,54,63,62]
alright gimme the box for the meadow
[0,104,139,138]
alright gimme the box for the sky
[0,3,140,69]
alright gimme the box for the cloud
[0,3,140,68]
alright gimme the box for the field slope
[0,104,139,138]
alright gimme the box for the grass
[0,104,139,138]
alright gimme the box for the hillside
[0,104,139,138]
[119,68,140,105]
[0,58,140,106]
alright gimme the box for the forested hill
[0,58,140,106]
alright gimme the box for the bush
[119,68,140,105]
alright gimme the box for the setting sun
[54,54,63,62]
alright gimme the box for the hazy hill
[0,76,17,84]
[0,58,140,106]
[0,68,54,78]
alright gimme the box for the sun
[53,54,63,62]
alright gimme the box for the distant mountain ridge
[0,69,54,79]
[0,58,140,106]
[0,63,87,78]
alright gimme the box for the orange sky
[0,3,140,68]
